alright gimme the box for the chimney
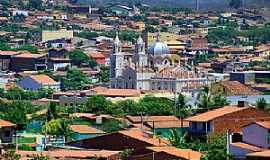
[238,101,248,107]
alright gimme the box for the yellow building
[42,29,74,42]
[144,32,180,48]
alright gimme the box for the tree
[28,0,43,10]
[99,66,110,82]
[138,96,175,115]
[256,97,268,110]
[30,154,50,160]
[229,0,243,9]
[62,68,90,90]
[120,149,134,160]
[213,93,230,107]
[83,95,112,114]
[117,99,139,115]
[66,50,89,66]
[46,102,58,121]
[197,86,214,110]
[42,118,71,140]
[169,129,181,147]
[2,150,21,160]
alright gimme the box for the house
[10,53,47,72]
[186,101,270,136]
[48,48,68,58]
[88,52,106,65]
[17,74,60,91]
[187,37,208,55]
[0,119,16,144]
[230,121,270,159]
[211,81,260,96]
[125,116,188,138]
[48,58,71,71]
[17,149,121,160]
[70,125,105,140]
[0,51,21,71]
[68,128,170,152]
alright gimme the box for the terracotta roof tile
[186,106,250,122]
[0,51,20,56]
[147,146,202,160]
[0,119,16,127]
[17,149,120,159]
[231,142,265,152]
[126,116,179,124]
[247,149,270,157]
[220,81,260,96]
[255,121,270,129]
[30,75,57,85]
[70,125,105,134]
[145,120,189,129]
[14,53,46,59]
[118,129,170,146]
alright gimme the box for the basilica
[110,33,209,93]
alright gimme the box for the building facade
[110,33,209,93]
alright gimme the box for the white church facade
[110,33,209,93]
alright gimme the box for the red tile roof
[118,129,170,146]
[126,116,179,124]
[70,125,105,134]
[253,121,270,129]
[30,75,57,85]
[17,149,120,159]
[88,52,105,59]
[93,87,140,97]
[0,119,16,127]
[231,142,265,152]
[14,53,46,59]
[147,146,202,160]
[186,106,250,122]
[0,51,20,56]
[220,81,260,96]
[247,150,270,158]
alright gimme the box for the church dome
[148,41,170,55]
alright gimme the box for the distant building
[211,81,260,96]
[17,74,60,91]
[10,53,47,72]
[42,29,73,42]
[0,51,21,71]
[110,33,208,93]
[88,52,106,65]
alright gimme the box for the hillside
[75,0,270,11]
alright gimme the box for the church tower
[110,33,124,79]
[134,36,148,68]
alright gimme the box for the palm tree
[169,129,181,147]
[256,97,268,110]
[197,86,214,110]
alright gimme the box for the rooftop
[0,51,20,56]
[0,119,16,127]
[220,81,260,96]
[186,105,250,122]
[17,149,120,159]
[247,150,270,158]
[70,125,105,134]
[147,146,202,160]
[231,142,264,152]
[126,116,179,124]
[29,75,57,85]
[13,53,46,59]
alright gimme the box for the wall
[242,124,269,148]
[213,108,270,134]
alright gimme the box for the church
[110,33,209,93]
